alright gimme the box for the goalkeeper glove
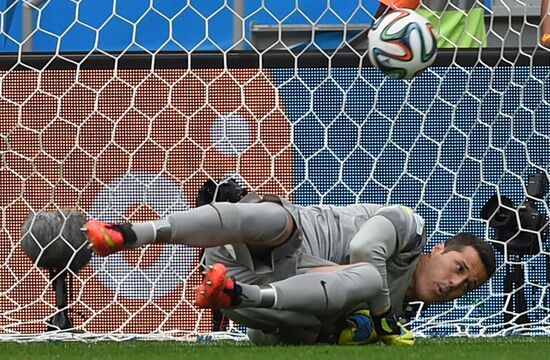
[338,309,378,345]
[371,308,414,346]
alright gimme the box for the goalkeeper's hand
[338,309,378,345]
[371,308,414,346]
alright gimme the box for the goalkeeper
[82,188,495,346]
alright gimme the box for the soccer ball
[368,9,437,80]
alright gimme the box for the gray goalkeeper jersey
[281,201,427,315]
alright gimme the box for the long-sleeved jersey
[281,200,426,315]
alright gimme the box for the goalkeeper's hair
[443,233,496,279]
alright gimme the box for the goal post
[1,0,550,341]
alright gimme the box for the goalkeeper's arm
[349,214,396,316]
[349,213,414,345]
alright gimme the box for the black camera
[480,173,548,256]
[196,177,247,206]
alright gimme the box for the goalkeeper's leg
[83,202,293,256]
[195,262,383,315]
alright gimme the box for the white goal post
[1,0,549,340]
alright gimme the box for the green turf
[1,337,549,360]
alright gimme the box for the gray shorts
[203,193,337,336]
[204,193,335,284]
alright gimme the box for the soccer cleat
[195,263,236,309]
[82,220,125,256]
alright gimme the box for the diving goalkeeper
[82,192,495,345]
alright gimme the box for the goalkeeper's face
[414,243,488,302]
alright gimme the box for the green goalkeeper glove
[371,308,414,346]
[338,309,378,345]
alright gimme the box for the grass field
[2,337,550,360]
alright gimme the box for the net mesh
[1,0,549,340]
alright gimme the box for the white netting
[1,0,549,340]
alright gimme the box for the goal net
[1,0,549,340]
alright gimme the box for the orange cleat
[195,263,236,309]
[82,220,125,256]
